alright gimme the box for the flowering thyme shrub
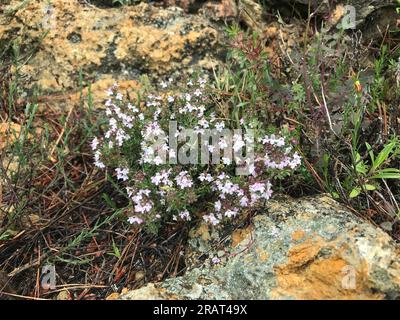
[92,76,301,232]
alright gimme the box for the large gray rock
[120,195,400,300]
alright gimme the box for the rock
[163,0,197,12]
[266,0,399,37]
[56,290,71,300]
[237,0,264,32]
[199,0,238,21]
[105,292,121,300]
[120,195,400,300]
[0,0,221,108]
[134,271,146,282]
[267,0,397,16]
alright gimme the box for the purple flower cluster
[92,76,302,228]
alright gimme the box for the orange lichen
[192,223,211,242]
[255,247,269,262]
[0,123,26,151]
[285,237,322,268]
[231,227,252,248]
[291,229,307,242]
[1,0,218,95]
[271,237,384,300]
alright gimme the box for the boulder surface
[120,195,400,300]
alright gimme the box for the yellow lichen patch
[329,4,345,26]
[191,222,211,242]
[1,0,219,96]
[231,226,252,248]
[285,237,322,269]
[262,22,304,71]
[271,237,384,300]
[84,78,140,105]
[0,122,23,151]
[105,292,120,300]
[121,283,179,300]
[121,287,129,295]
[291,229,307,242]
[255,247,269,262]
[115,18,217,74]
[34,78,140,112]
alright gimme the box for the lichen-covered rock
[120,195,400,300]
[0,0,220,100]
[266,0,398,34]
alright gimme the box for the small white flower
[109,118,117,130]
[233,135,245,152]
[128,103,138,113]
[198,118,209,128]
[212,257,221,264]
[203,213,219,225]
[214,200,222,212]
[153,156,164,165]
[169,148,176,159]
[91,137,99,150]
[94,150,105,169]
[175,171,193,189]
[215,121,225,132]
[128,216,144,224]
[198,77,207,88]
[94,160,105,169]
[225,209,238,218]
[179,210,191,221]
[198,77,207,84]
[106,88,113,96]
[222,157,232,165]
[115,168,129,181]
[218,139,228,149]
[239,196,249,207]
[151,169,172,186]
[199,172,213,182]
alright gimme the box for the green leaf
[112,240,121,258]
[363,184,376,191]
[356,162,367,175]
[331,192,340,199]
[373,168,400,173]
[355,153,367,174]
[102,193,117,209]
[365,142,374,163]
[370,173,400,179]
[371,141,396,172]
[349,187,361,198]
